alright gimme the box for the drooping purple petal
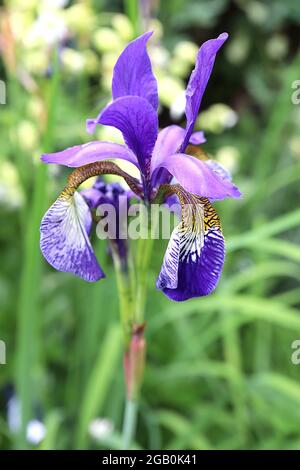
[189,131,206,145]
[158,226,225,301]
[41,141,139,168]
[40,191,104,282]
[152,153,241,200]
[157,197,225,301]
[112,31,158,110]
[181,33,228,152]
[90,96,158,178]
[205,159,232,182]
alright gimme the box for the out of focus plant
[1,0,300,453]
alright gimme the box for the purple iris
[81,179,130,271]
[40,31,241,301]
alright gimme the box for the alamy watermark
[291,80,300,105]
[93,199,203,241]
[0,80,6,105]
[0,340,6,365]
[291,340,300,365]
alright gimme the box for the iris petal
[181,33,228,151]
[205,159,233,182]
[112,31,158,110]
[157,189,225,301]
[41,141,139,168]
[152,152,241,200]
[151,125,185,171]
[151,126,207,188]
[40,191,104,282]
[151,125,185,187]
[92,96,158,178]
[189,131,206,145]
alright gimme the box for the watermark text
[0,340,6,364]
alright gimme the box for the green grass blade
[76,323,121,448]
[15,50,60,448]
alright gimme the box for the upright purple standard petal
[151,125,185,187]
[181,33,228,152]
[93,96,158,178]
[152,153,241,200]
[151,126,207,188]
[151,125,185,171]
[41,141,139,168]
[112,31,158,110]
[40,191,104,282]
[157,196,225,301]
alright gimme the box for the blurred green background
[1,0,300,450]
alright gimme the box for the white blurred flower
[0,161,24,209]
[16,120,39,151]
[7,395,21,433]
[7,395,46,445]
[93,28,123,53]
[88,418,114,442]
[26,10,67,47]
[289,136,300,159]
[64,3,95,35]
[151,46,170,68]
[158,75,184,108]
[198,104,238,133]
[26,420,47,445]
[111,14,134,42]
[61,48,85,73]
[174,41,198,64]
[170,90,186,120]
[41,0,69,8]
[215,146,240,175]
[96,126,124,144]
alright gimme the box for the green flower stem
[135,236,155,323]
[112,251,135,346]
[113,204,156,449]
[121,235,154,449]
[124,0,140,36]
[122,399,138,450]
[135,202,157,323]
[113,258,141,450]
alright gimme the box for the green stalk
[15,50,60,448]
[112,250,135,346]
[113,257,139,450]
[113,202,156,449]
[124,0,140,35]
[135,203,157,323]
[135,236,155,323]
[122,399,138,450]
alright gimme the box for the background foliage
[1,0,300,450]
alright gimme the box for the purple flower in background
[40,31,241,301]
[81,179,130,270]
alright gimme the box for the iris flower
[40,31,241,301]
